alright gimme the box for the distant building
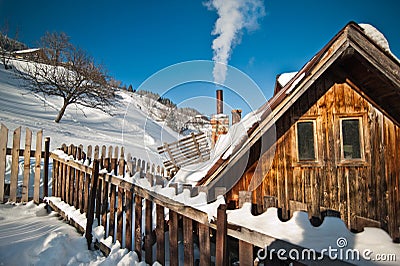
[12,48,46,61]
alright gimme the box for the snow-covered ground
[0,60,179,166]
[0,201,150,266]
[0,61,181,265]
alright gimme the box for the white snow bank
[277,71,298,88]
[359,24,390,52]
[228,203,400,265]
[359,23,400,63]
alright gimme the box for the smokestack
[216,89,223,114]
[231,109,242,125]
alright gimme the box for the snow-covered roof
[13,48,41,54]
[277,71,297,87]
[359,24,390,52]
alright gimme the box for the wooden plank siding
[227,80,400,241]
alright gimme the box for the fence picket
[78,145,84,211]
[44,137,50,197]
[199,223,211,266]
[22,128,32,202]
[169,210,179,266]
[239,240,253,265]
[33,130,43,204]
[145,199,153,264]
[156,204,165,264]
[183,216,194,266]
[10,127,21,203]
[109,183,116,240]
[134,195,143,260]
[117,157,125,244]
[0,124,8,202]
[125,190,133,250]
[83,145,92,213]
[215,204,227,266]
[86,159,100,249]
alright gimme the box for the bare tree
[0,20,22,69]
[19,32,117,123]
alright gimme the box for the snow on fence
[0,124,50,203]
[48,144,352,266]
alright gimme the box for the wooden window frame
[295,119,319,165]
[338,116,366,165]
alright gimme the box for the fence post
[145,199,153,264]
[0,124,8,203]
[169,210,179,266]
[33,130,43,204]
[44,137,50,197]
[216,204,227,266]
[86,159,100,249]
[22,128,32,203]
[198,223,210,266]
[10,127,21,203]
[239,240,253,266]
[156,204,165,265]
[134,195,143,260]
[183,216,194,266]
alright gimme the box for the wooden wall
[227,79,400,242]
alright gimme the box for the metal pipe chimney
[216,89,223,114]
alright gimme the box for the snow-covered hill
[0,60,180,165]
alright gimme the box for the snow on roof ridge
[359,23,390,52]
[13,48,41,54]
[277,71,298,87]
[359,23,400,64]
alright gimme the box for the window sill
[337,160,369,167]
[292,161,323,168]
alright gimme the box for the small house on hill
[197,22,400,242]
[12,48,46,61]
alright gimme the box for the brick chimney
[216,89,223,114]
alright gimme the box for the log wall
[228,80,400,242]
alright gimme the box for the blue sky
[1,0,399,116]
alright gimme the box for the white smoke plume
[205,0,265,84]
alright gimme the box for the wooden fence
[0,124,50,203]
[49,143,352,266]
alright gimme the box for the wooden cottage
[198,22,400,242]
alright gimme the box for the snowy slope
[0,60,179,165]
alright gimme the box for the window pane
[342,119,361,159]
[297,122,315,160]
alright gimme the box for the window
[296,121,316,161]
[341,118,362,159]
